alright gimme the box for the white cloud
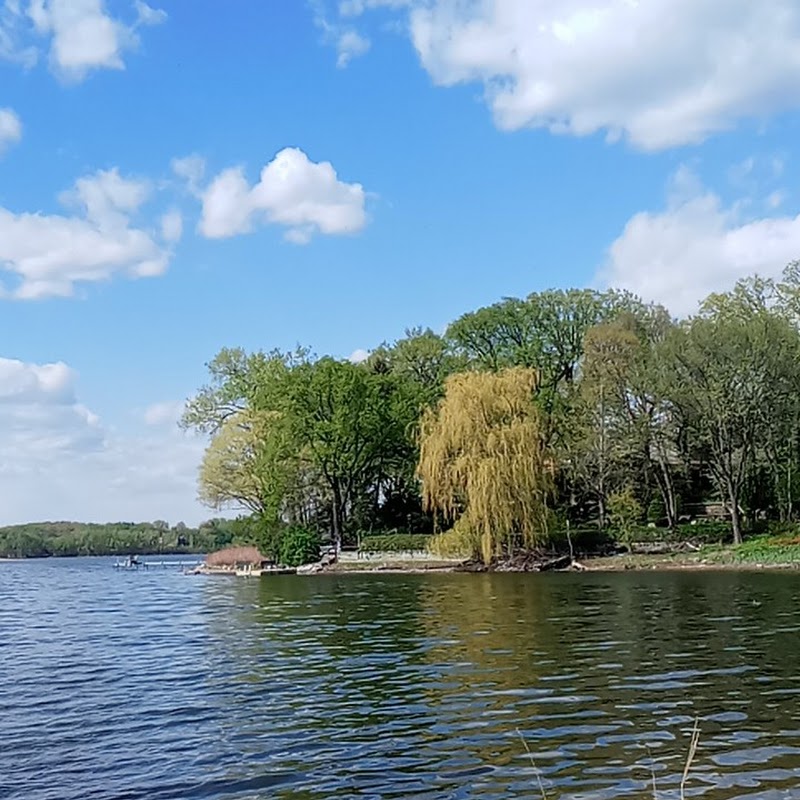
[11,0,166,82]
[0,356,103,461]
[160,209,183,243]
[344,0,800,150]
[0,0,39,67]
[0,357,205,525]
[339,0,410,15]
[336,29,370,68]
[312,1,371,68]
[348,348,370,363]
[134,0,166,27]
[143,400,185,427]
[0,107,21,154]
[600,167,800,317]
[0,167,173,300]
[0,357,76,404]
[199,147,367,243]
[171,153,206,195]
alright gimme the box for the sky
[1,0,800,526]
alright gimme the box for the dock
[113,559,203,570]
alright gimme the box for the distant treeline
[0,519,241,559]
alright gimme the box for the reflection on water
[1,559,799,798]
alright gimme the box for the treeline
[0,519,240,559]
[183,262,800,562]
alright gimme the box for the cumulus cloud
[199,147,367,243]
[599,167,800,317]
[0,356,103,462]
[0,167,173,300]
[0,357,205,525]
[0,107,22,155]
[342,0,800,150]
[3,0,166,81]
[348,348,370,363]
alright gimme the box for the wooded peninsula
[6,268,800,568]
[175,263,800,569]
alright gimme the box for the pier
[113,558,203,570]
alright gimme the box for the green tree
[663,309,799,543]
[286,358,417,552]
[279,527,321,567]
[608,487,644,551]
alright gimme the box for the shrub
[677,520,732,543]
[647,496,666,525]
[608,487,643,547]
[359,533,432,553]
[279,527,320,567]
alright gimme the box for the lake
[1,559,799,799]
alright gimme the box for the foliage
[0,521,214,559]
[278,527,321,567]
[178,261,800,563]
[359,533,432,553]
[417,368,553,563]
[722,535,800,565]
[647,496,666,525]
[607,487,643,546]
[183,349,422,553]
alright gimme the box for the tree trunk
[331,483,343,555]
[651,435,678,529]
[727,485,743,545]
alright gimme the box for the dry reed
[205,545,264,568]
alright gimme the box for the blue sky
[1,0,800,525]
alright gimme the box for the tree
[286,358,417,552]
[198,409,295,520]
[608,487,643,551]
[663,310,799,543]
[417,368,553,563]
[565,322,642,528]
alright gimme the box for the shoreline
[317,550,800,575]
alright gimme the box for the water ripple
[1,561,799,798]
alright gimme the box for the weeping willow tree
[417,367,553,563]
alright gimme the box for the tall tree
[417,368,553,563]
[286,358,417,552]
[663,310,799,543]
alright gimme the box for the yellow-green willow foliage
[417,368,553,563]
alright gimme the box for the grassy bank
[584,534,800,571]
[317,534,800,574]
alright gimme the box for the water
[1,560,799,799]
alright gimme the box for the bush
[676,520,732,543]
[552,527,616,554]
[359,533,432,553]
[279,527,320,567]
[608,487,643,547]
[647,496,666,525]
